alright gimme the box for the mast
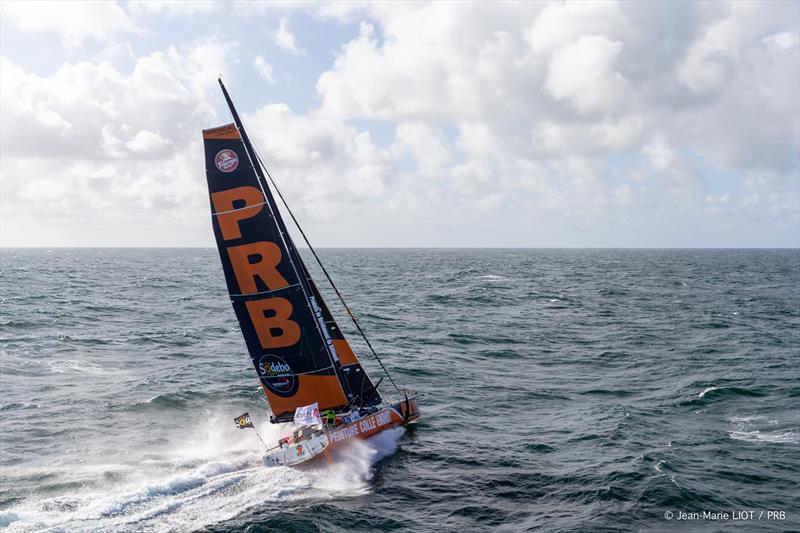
[216,79,355,402]
[207,79,402,420]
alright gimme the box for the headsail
[203,81,382,422]
[301,263,382,409]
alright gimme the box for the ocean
[0,248,798,532]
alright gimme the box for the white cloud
[308,0,798,244]
[275,18,305,56]
[457,122,505,159]
[124,129,172,156]
[0,38,235,246]
[638,140,706,199]
[544,36,633,116]
[676,2,792,94]
[316,5,544,122]
[127,0,218,16]
[762,31,799,51]
[243,103,391,220]
[531,116,644,156]
[1,0,136,47]
[524,0,629,54]
[0,0,797,247]
[671,26,800,173]
[253,56,275,83]
[1,38,230,160]
[450,159,493,195]
[394,123,451,177]
[641,135,676,171]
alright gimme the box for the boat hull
[264,428,329,467]
[327,397,421,446]
[263,397,420,467]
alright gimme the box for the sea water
[1,248,798,532]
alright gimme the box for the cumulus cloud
[1,38,230,161]
[315,4,542,122]
[394,123,451,178]
[544,35,633,116]
[0,37,236,245]
[313,2,797,223]
[124,129,172,157]
[1,0,137,47]
[127,0,218,16]
[1,0,797,247]
[532,115,645,157]
[524,0,629,54]
[244,104,391,220]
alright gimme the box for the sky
[0,0,798,248]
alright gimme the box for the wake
[2,414,404,532]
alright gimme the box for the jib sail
[203,82,382,422]
[300,262,382,409]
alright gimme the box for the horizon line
[1,245,798,250]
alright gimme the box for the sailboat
[202,79,420,467]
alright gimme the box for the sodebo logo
[257,355,297,397]
[262,361,291,376]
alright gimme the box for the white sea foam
[728,414,797,444]
[729,415,764,424]
[313,427,404,493]
[728,430,799,444]
[3,411,405,532]
[698,386,720,398]
[48,359,107,375]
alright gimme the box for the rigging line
[251,148,403,397]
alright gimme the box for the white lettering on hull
[329,422,360,443]
[328,409,394,443]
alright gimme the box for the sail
[300,262,383,408]
[203,123,351,421]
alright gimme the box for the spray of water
[3,409,405,532]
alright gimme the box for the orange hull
[326,397,421,447]
[270,397,420,468]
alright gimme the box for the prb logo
[257,355,297,397]
[215,149,239,173]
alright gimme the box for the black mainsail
[203,80,381,422]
